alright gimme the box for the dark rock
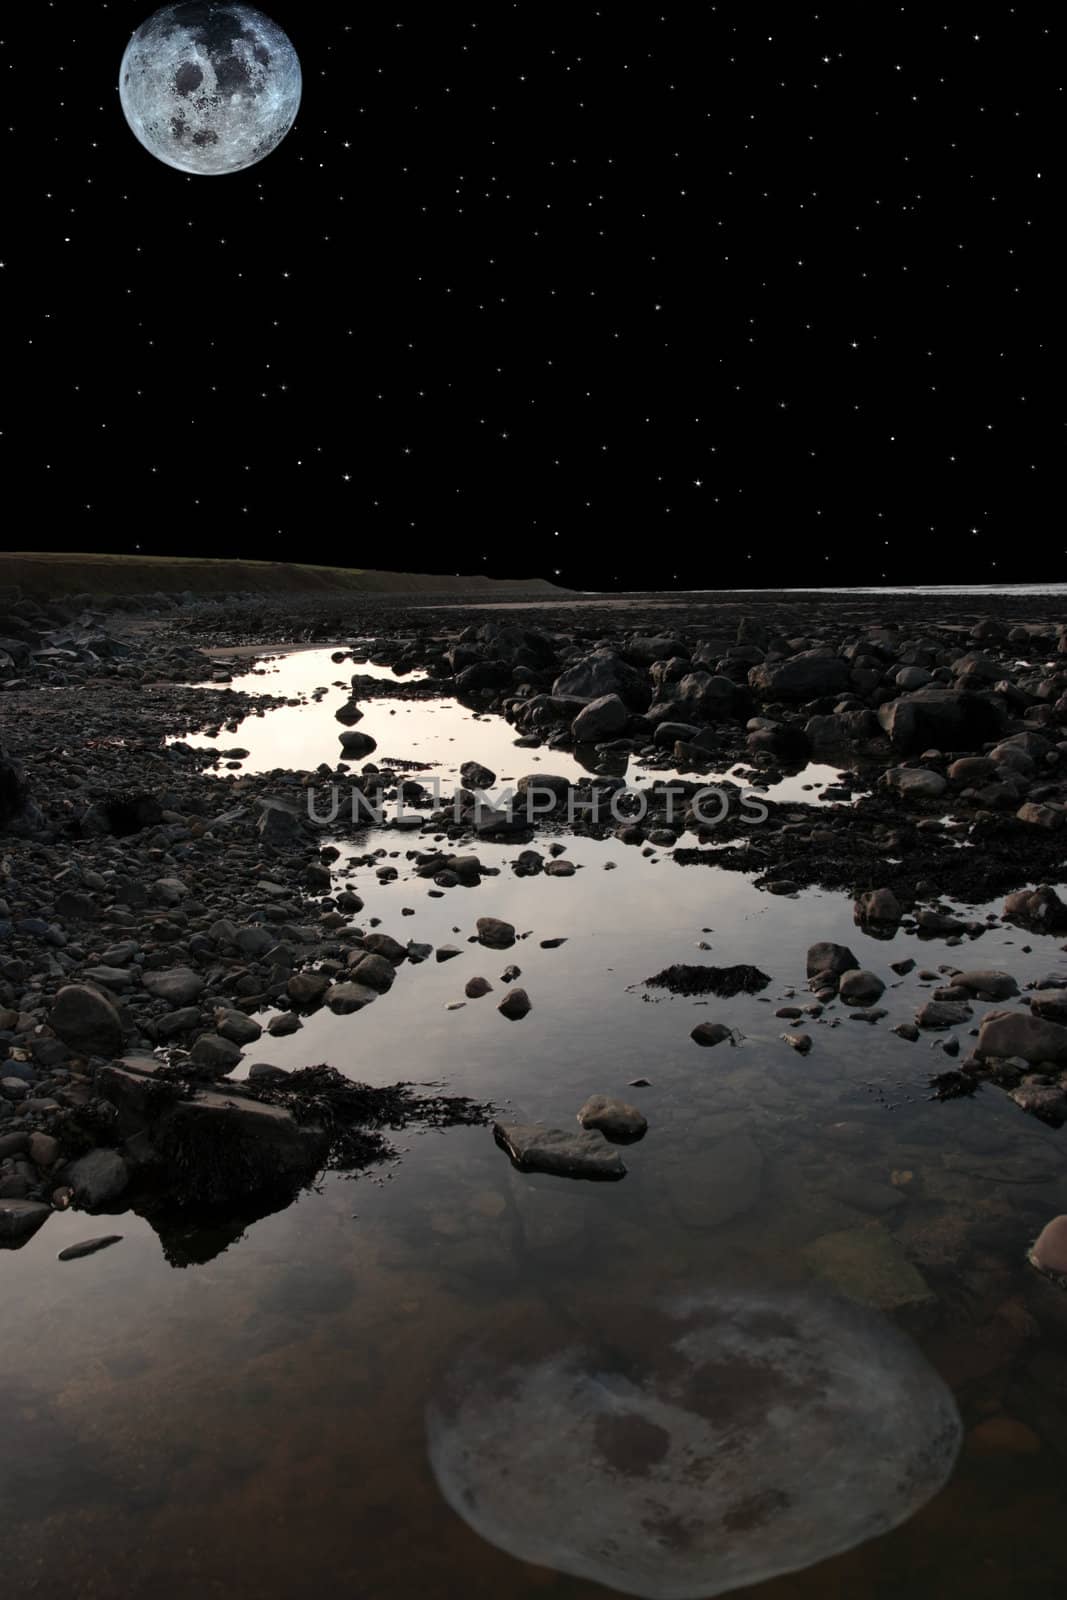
[877,688,1006,754]
[338,729,378,758]
[187,1033,243,1076]
[855,889,902,925]
[57,1235,123,1262]
[460,761,496,791]
[498,988,532,1020]
[806,943,858,991]
[347,952,397,991]
[326,981,378,1014]
[839,970,886,1005]
[978,1010,1067,1065]
[61,1148,129,1209]
[748,652,850,701]
[214,1009,263,1045]
[141,967,205,1008]
[0,1198,51,1244]
[362,932,407,963]
[552,650,650,709]
[916,1000,973,1029]
[572,693,630,743]
[48,984,124,1058]
[1003,885,1067,933]
[950,970,1019,1001]
[691,1022,732,1047]
[577,1094,647,1139]
[287,972,331,1007]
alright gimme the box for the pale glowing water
[174,646,861,806]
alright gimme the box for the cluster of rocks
[4,585,1067,1278]
[414,608,1067,785]
[495,1092,648,1181]
[630,907,1067,1136]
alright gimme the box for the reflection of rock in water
[130,1187,298,1268]
[426,1285,961,1600]
[92,1064,492,1267]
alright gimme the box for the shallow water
[176,645,860,804]
[4,647,1067,1599]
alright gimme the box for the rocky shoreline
[2,584,1066,1277]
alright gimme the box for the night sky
[8,4,1060,589]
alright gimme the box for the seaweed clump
[644,964,771,998]
[245,1064,493,1172]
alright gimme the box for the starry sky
[9,3,1060,589]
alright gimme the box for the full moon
[119,3,301,176]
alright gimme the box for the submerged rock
[801,1225,934,1312]
[426,1284,961,1600]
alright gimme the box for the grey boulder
[494,1122,626,1179]
[48,984,124,1058]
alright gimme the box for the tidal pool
[3,645,1067,1599]
[174,645,860,804]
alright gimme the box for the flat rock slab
[0,1199,51,1245]
[494,1122,626,1180]
[802,1224,934,1311]
[141,967,205,1008]
[916,1000,973,1029]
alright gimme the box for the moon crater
[119,3,301,176]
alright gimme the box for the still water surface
[3,647,1066,1598]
